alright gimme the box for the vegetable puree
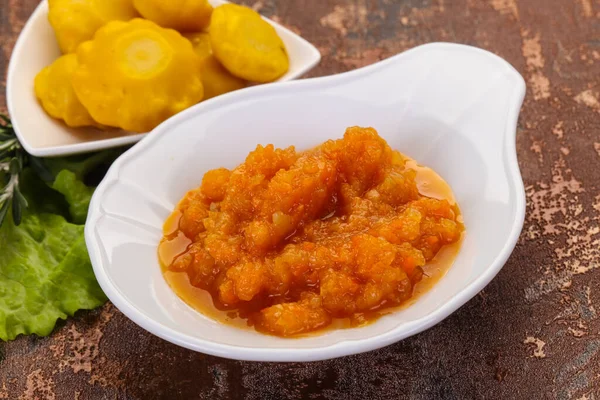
[159,127,464,337]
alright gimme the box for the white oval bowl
[86,43,526,362]
[6,0,321,157]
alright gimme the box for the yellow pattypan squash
[34,54,96,128]
[72,19,204,132]
[200,56,246,100]
[185,32,212,60]
[209,4,289,83]
[48,0,138,54]
[133,0,212,32]
[185,32,246,100]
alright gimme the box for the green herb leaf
[0,114,12,126]
[15,186,28,209]
[0,114,56,228]
[11,191,22,226]
[0,201,8,228]
[8,157,19,175]
[29,156,55,183]
[0,138,17,152]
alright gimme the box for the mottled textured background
[1,0,600,399]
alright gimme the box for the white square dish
[6,0,321,157]
[85,43,526,362]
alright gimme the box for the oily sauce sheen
[159,127,465,337]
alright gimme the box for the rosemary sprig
[0,114,53,228]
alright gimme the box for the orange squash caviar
[159,127,464,337]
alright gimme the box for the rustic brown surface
[1,0,600,398]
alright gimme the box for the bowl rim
[6,0,322,158]
[85,42,526,362]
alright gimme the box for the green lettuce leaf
[52,170,95,225]
[44,149,122,183]
[0,149,123,341]
[0,213,106,339]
